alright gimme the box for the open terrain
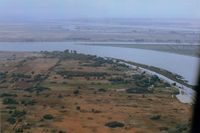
[0,51,192,133]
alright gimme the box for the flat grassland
[0,51,192,133]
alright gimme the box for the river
[0,42,199,86]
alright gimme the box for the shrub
[59,130,66,133]
[3,98,18,104]
[11,73,31,79]
[164,82,171,87]
[150,114,161,120]
[57,71,108,78]
[0,72,6,80]
[25,86,50,93]
[168,124,189,133]
[105,121,125,128]
[126,87,149,94]
[15,128,23,133]
[0,93,17,97]
[6,106,16,109]
[7,117,16,124]
[76,106,81,110]
[34,74,46,81]
[176,123,188,132]
[172,88,180,95]
[98,88,107,92]
[11,110,26,118]
[159,127,169,131]
[108,77,126,84]
[73,90,79,95]
[91,109,101,113]
[43,114,54,120]
[7,110,26,124]
[21,99,37,106]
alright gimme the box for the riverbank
[111,58,195,104]
[0,42,198,86]
[113,58,195,89]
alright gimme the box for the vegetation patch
[11,73,31,79]
[57,70,108,78]
[21,99,37,106]
[105,121,125,128]
[7,110,26,124]
[126,87,151,94]
[73,90,80,95]
[109,77,130,84]
[0,93,17,97]
[168,123,190,133]
[3,98,18,105]
[11,110,26,118]
[0,72,6,80]
[133,74,160,88]
[7,117,16,124]
[25,85,50,93]
[150,114,161,120]
[33,74,47,81]
[98,88,107,92]
[43,114,54,120]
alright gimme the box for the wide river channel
[0,42,199,86]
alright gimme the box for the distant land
[80,42,200,57]
[0,18,199,57]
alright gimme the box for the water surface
[0,42,199,85]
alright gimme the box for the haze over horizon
[0,0,200,22]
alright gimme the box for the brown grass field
[0,51,192,133]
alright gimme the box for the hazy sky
[0,0,199,20]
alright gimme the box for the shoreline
[109,58,195,104]
[113,58,195,88]
[0,41,199,57]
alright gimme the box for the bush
[175,123,188,132]
[21,99,37,106]
[57,71,108,78]
[25,86,50,93]
[150,75,160,83]
[76,106,81,110]
[0,93,17,97]
[15,128,23,133]
[7,117,16,124]
[126,87,149,94]
[0,72,6,80]
[150,114,161,120]
[170,87,180,95]
[59,130,66,133]
[7,110,26,124]
[159,127,169,131]
[105,121,125,128]
[11,73,31,79]
[43,114,54,120]
[73,90,79,95]
[6,106,16,109]
[98,88,107,92]
[34,74,46,81]
[3,98,18,104]
[108,77,127,84]
[11,110,26,118]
